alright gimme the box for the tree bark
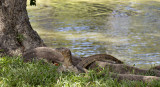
[0,0,45,56]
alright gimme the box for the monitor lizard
[76,54,123,73]
[23,47,81,73]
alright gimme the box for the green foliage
[0,56,160,87]
[0,49,4,52]
[0,56,59,86]
[16,34,25,43]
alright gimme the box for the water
[27,0,160,69]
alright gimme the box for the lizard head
[55,47,73,66]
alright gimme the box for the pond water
[27,0,160,69]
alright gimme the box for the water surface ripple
[27,0,160,69]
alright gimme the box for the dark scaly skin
[23,47,64,63]
[53,47,84,73]
[23,47,73,66]
[77,54,123,69]
[88,61,160,78]
[75,54,160,82]
[101,72,160,82]
[55,47,73,67]
[23,47,81,73]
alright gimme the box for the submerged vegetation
[0,56,160,87]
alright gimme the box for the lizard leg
[76,65,88,73]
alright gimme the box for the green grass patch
[0,56,160,87]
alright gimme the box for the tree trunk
[0,0,45,56]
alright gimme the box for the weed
[0,56,160,87]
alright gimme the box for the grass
[0,56,160,87]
